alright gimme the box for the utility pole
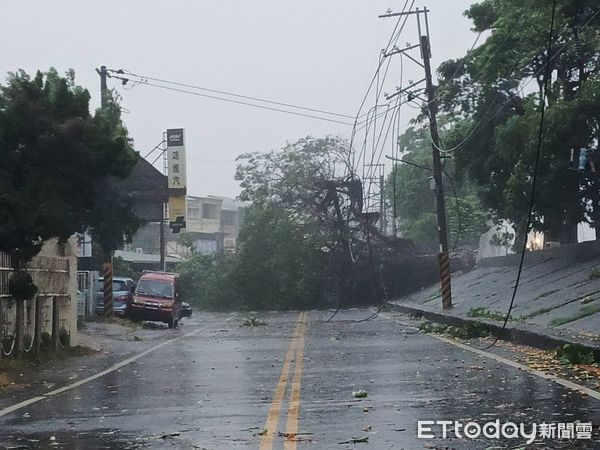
[95,65,113,317]
[97,65,109,108]
[379,174,386,233]
[160,202,166,271]
[380,7,452,308]
[421,33,452,309]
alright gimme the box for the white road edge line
[0,329,202,418]
[380,312,600,401]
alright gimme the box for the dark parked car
[95,277,136,317]
[181,302,192,318]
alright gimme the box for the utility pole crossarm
[378,8,429,18]
[385,155,431,172]
[385,78,425,101]
[383,44,424,68]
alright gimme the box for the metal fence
[0,251,72,356]
[77,270,99,318]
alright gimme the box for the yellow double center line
[260,312,308,450]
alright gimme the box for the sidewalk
[0,319,168,410]
[388,240,600,355]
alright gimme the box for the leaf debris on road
[339,436,369,444]
[352,390,368,398]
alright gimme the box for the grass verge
[550,304,600,327]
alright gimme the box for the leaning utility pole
[422,33,452,309]
[95,65,113,317]
[380,7,452,308]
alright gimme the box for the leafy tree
[177,252,238,310]
[435,0,600,244]
[235,136,362,238]
[232,203,330,310]
[112,256,141,281]
[177,204,332,311]
[0,68,139,348]
[0,68,139,268]
[236,136,365,305]
[180,136,378,311]
[176,231,203,254]
[386,126,490,252]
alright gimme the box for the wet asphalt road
[1,309,600,449]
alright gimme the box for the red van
[129,271,182,328]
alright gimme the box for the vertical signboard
[168,195,187,231]
[167,128,187,232]
[167,128,187,189]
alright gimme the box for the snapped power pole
[380,7,452,309]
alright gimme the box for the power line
[110,76,356,126]
[386,154,431,172]
[365,99,401,209]
[411,13,540,155]
[326,0,414,323]
[348,3,417,323]
[112,69,356,120]
[349,0,416,173]
[391,54,404,237]
[443,169,463,252]
[429,6,599,154]
[483,0,558,350]
[355,100,404,323]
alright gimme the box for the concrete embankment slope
[389,240,600,351]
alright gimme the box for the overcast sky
[1,0,478,198]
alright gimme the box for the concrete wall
[479,238,600,268]
[0,238,78,348]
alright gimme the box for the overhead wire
[350,0,415,173]
[391,55,404,237]
[481,0,558,350]
[326,0,414,323]
[429,6,599,155]
[357,103,404,322]
[351,2,419,322]
[442,169,463,252]
[357,6,549,322]
[110,77,357,126]
[112,70,356,119]
[358,95,403,322]
[420,13,537,154]
[355,3,597,324]
[354,90,404,322]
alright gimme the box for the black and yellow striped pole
[103,261,113,317]
[438,251,452,309]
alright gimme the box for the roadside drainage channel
[385,302,600,359]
